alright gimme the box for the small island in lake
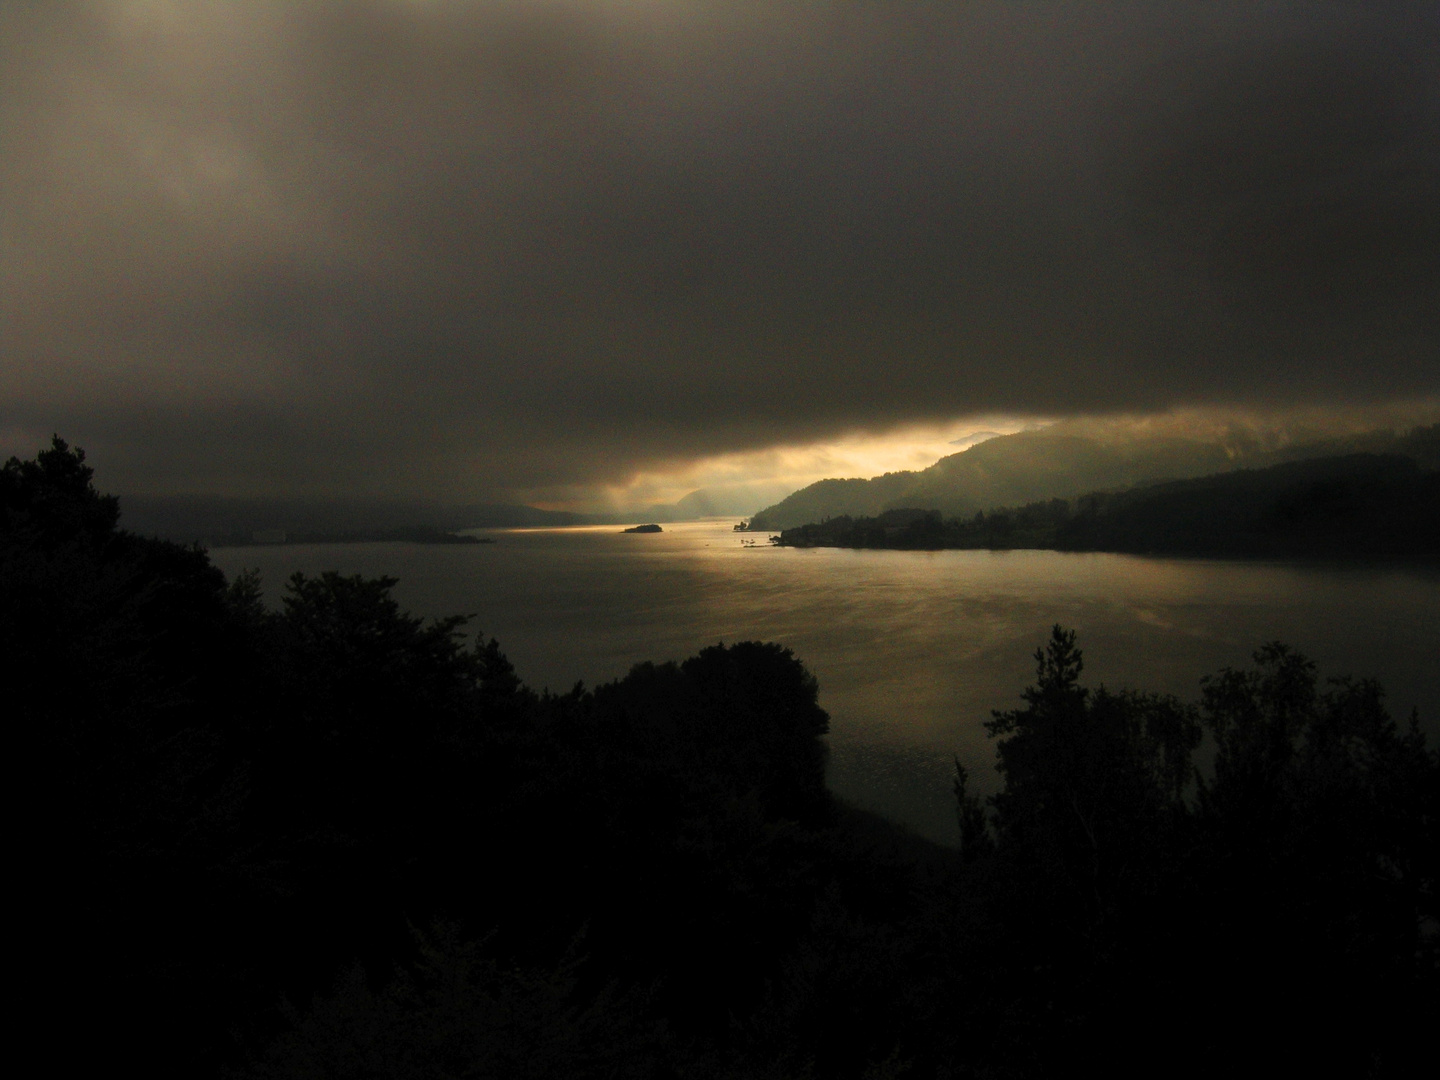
[623,523,663,533]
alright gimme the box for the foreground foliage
[959,626,1437,1074]
[6,439,1436,1078]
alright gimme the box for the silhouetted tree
[951,760,992,863]
[963,627,1437,1076]
[1,434,119,546]
[1182,643,1440,1073]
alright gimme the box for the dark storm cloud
[3,1,1437,497]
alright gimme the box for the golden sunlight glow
[579,416,1043,516]
[525,399,1440,517]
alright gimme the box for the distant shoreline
[207,529,495,548]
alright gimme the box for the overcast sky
[3,1,1437,505]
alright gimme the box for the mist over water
[211,518,1440,844]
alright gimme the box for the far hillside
[748,419,1440,531]
[116,495,600,547]
[775,447,1440,559]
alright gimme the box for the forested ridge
[6,439,1436,1077]
[748,421,1440,532]
[775,446,1440,557]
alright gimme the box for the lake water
[211,519,1440,845]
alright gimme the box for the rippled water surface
[211,519,1440,844]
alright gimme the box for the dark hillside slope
[776,451,1440,559]
[750,421,1440,531]
[747,471,920,529]
[905,431,1233,517]
[752,429,1240,529]
[1059,452,1440,557]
